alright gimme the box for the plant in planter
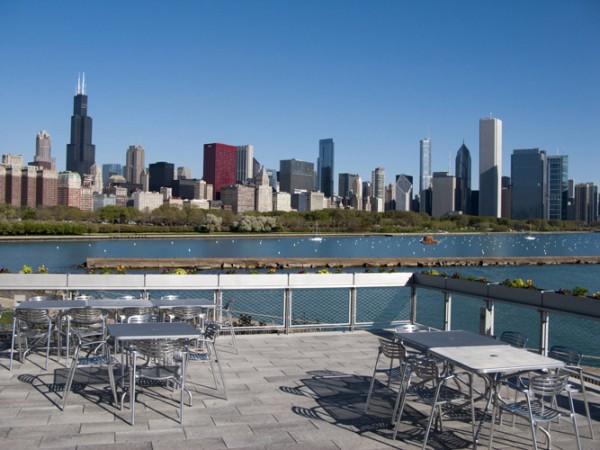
[592,291,600,300]
[37,264,48,274]
[19,265,32,274]
[501,278,537,289]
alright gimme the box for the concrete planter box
[488,284,543,307]
[0,273,67,290]
[145,274,219,289]
[67,274,146,290]
[219,274,289,289]
[353,272,412,287]
[542,292,600,320]
[288,273,354,288]
[411,273,447,290]
[445,278,489,297]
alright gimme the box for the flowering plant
[501,278,537,289]
[555,287,588,297]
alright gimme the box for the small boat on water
[309,222,323,242]
[420,235,439,245]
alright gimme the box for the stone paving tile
[183,423,253,440]
[114,427,185,443]
[80,421,139,434]
[41,432,115,448]
[222,431,297,448]
[0,439,44,450]
[77,442,152,450]
[212,412,278,426]
[6,423,81,439]
[153,437,227,450]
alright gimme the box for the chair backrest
[117,295,136,300]
[127,313,158,323]
[172,306,205,321]
[27,295,58,302]
[412,357,440,381]
[122,307,153,317]
[378,338,406,360]
[135,339,182,360]
[529,371,570,397]
[203,322,221,341]
[16,308,50,324]
[549,345,582,366]
[161,295,180,301]
[68,307,107,325]
[500,331,528,348]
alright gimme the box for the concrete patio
[1,330,598,449]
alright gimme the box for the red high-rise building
[203,143,237,200]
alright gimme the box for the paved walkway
[1,330,598,449]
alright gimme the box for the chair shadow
[18,367,121,414]
[281,371,473,449]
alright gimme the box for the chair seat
[137,365,181,381]
[183,352,210,362]
[501,399,563,422]
[76,354,118,367]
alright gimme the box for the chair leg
[364,372,377,413]
[62,359,78,410]
[578,372,595,439]
[212,346,228,400]
[567,391,583,450]
[44,324,53,371]
[9,318,17,371]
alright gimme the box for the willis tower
[66,73,95,178]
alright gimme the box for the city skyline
[0,1,598,188]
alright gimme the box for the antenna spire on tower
[77,73,81,95]
[82,72,85,95]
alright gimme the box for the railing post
[540,310,550,356]
[444,291,452,331]
[284,287,291,335]
[410,285,417,323]
[480,299,494,336]
[349,287,357,331]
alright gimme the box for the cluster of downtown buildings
[1,76,598,224]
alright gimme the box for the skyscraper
[372,167,385,200]
[279,159,314,194]
[125,145,145,185]
[317,138,334,197]
[203,143,237,200]
[574,183,599,224]
[66,73,95,179]
[455,143,472,214]
[395,174,413,211]
[148,161,175,193]
[32,130,55,170]
[510,148,547,220]
[236,145,254,183]
[547,155,569,220]
[419,138,432,195]
[102,163,123,187]
[479,117,502,217]
[338,173,359,206]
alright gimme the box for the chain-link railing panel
[356,287,410,324]
[549,312,600,366]
[221,289,285,327]
[291,288,349,326]
[494,303,541,349]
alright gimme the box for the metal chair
[159,295,180,322]
[392,357,474,448]
[119,307,154,323]
[364,338,409,414]
[64,307,109,367]
[499,330,528,348]
[176,321,228,400]
[171,306,206,329]
[123,338,189,425]
[216,300,238,354]
[489,371,582,450]
[9,308,54,370]
[127,313,160,323]
[548,345,594,439]
[62,330,118,411]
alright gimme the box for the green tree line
[0,203,597,236]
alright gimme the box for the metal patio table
[107,322,203,425]
[428,344,565,447]
[395,329,508,353]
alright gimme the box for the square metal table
[428,344,565,446]
[16,299,87,310]
[107,322,203,341]
[395,329,506,352]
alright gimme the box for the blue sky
[1,0,598,190]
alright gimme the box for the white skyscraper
[236,145,254,183]
[419,138,432,194]
[479,117,502,217]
